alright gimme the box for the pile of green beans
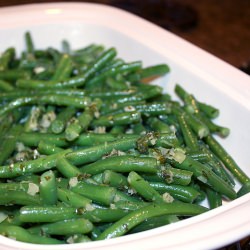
[0,31,249,245]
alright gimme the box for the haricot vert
[0,31,249,245]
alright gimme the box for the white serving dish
[0,2,250,250]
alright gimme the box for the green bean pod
[0,47,15,71]
[71,181,116,206]
[18,132,68,147]
[0,149,71,178]
[174,156,237,200]
[0,95,91,117]
[57,187,92,208]
[0,191,40,206]
[205,187,222,209]
[0,79,14,91]
[65,136,139,166]
[52,53,73,81]
[28,218,93,236]
[128,171,168,203]
[92,111,141,127]
[0,225,63,244]
[204,135,250,185]
[149,182,201,203]
[39,170,57,205]
[80,155,158,175]
[56,156,82,178]
[97,202,208,240]
[49,106,77,134]
[19,206,129,223]
[37,141,64,155]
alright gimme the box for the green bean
[14,174,41,184]
[106,102,172,118]
[62,40,71,53]
[28,218,93,236]
[78,99,102,129]
[188,151,210,163]
[128,171,168,203]
[0,114,14,140]
[131,123,147,134]
[102,170,129,189]
[0,70,30,82]
[37,141,64,155]
[175,84,220,120]
[199,143,235,186]
[88,88,136,100]
[23,106,43,132]
[172,104,209,139]
[39,170,57,205]
[0,210,22,226]
[50,106,76,134]
[0,125,23,165]
[71,44,104,58]
[136,103,172,116]
[184,111,209,139]
[205,187,222,209]
[0,182,30,192]
[198,102,219,119]
[0,191,40,205]
[199,112,230,138]
[147,117,171,133]
[82,208,130,223]
[0,225,63,244]
[65,136,139,166]
[176,113,199,151]
[0,149,71,178]
[0,79,14,91]
[57,187,92,208]
[149,182,201,203]
[92,111,141,127]
[65,117,82,141]
[74,132,117,146]
[237,181,250,197]
[0,89,82,102]
[106,77,129,90]
[110,125,126,134]
[135,64,170,81]
[24,31,35,56]
[66,234,92,243]
[52,53,73,81]
[56,156,82,178]
[174,155,237,200]
[151,166,193,186]
[71,181,116,206]
[17,48,117,89]
[100,100,145,115]
[85,61,142,88]
[0,95,91,117]
[19,206,81,223]
[0,47,15,71]
[80,155,158,175]
[136,132,179,153]
[20,206,129,223]
[112,200,148,211]
[129,214,179,234]
[175,84,197,111]
[114,186,141,200]
[97,202,208,240]
[204,134,250,185]
[18,132,68,147]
